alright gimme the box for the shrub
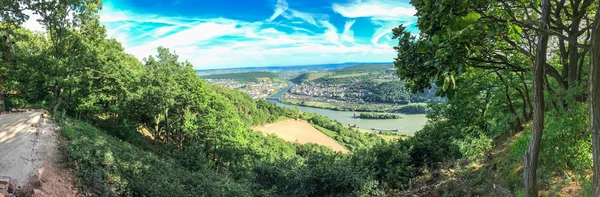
[453,133,492,160]
[62,120,249,197]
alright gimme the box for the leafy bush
[408,122,461,167]
[353,141,414,190]
[540,103,591,174]
[62,120,250,197]
[453,133,492,160]
[308,113,384,151]
[253,152,380,197]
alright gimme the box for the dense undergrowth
[61,120,250,196]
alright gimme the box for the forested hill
[332,64,394,74]
[201,71,287,83]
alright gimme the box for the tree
[31,0,103,114]
[524,0,550,195]
[0,0,30,111]
[589,5,600,196]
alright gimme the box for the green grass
[313,124,338,138]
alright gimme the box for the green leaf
[463,12,481,24]
[450,12,481,31]
[432,35,441,45]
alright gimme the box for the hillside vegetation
[332,64,394,75]
[2,0,600,196]
[202,71,287,83]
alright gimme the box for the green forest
[201,71,287,83]
[1,0,600,196]
[331,64,394,75]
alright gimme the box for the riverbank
[278,97,430,114]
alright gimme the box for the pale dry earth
[253,120,348,153]
[0,111,76,197]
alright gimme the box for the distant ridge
[195,62,393,72]
[200,71,287,83]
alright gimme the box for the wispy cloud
[332,0,416,20]
[89,0,419,68]
[267,0,289,22]
[340,20,356,43]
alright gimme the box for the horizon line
[195,61,394,71]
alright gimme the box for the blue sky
[96,0,419,69]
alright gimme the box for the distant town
[288,82,368,102]
[205,79,288,99]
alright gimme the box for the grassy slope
[397,131,591,197]
[293,64,393,84]
[60,120,249,196]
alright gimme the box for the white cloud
[127,21,245,58]
[340,20,356,43]
[285,9,317,25]
[370,20,414,47]
[267,0,289,22]
[332,0,416,20]
[319,20,339,44]
[154,25,180,37]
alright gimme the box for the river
[268,83,428,135]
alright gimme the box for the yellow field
[253,120,348,153]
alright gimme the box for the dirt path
[0,112,76,197]
[253,120,348,153]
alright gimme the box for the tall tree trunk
[524,0,550,195]
[589,7,600,197]
[165,107,169,144]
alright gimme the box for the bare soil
[253,120,348,153]
[0,112,77,197]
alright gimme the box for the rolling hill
[201,71,287,83]
[292,64,396,84]
[332,64,394,75]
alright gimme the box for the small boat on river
[371,128,399,132]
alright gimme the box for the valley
[200,64,435,135]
